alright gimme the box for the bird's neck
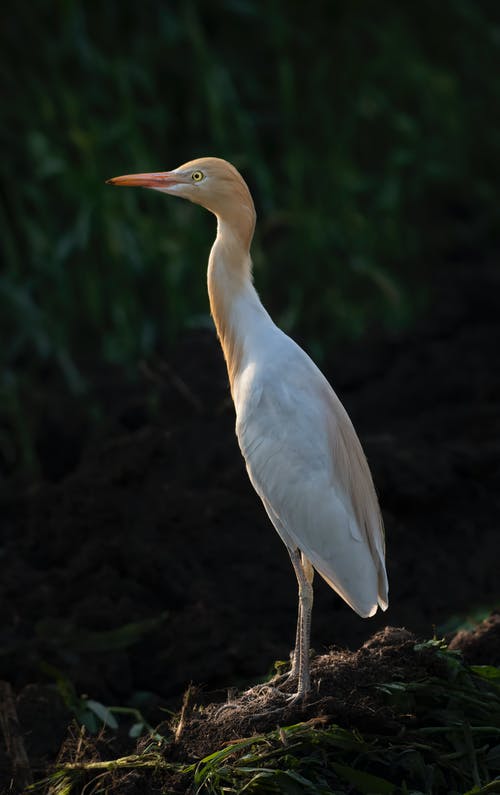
[207,214,266,394]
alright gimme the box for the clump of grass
[33,750,172,795]
[186,649,500,793]
[36,639,500,794]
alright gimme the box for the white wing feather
[234,328,388,618]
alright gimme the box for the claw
[284,689,308,706]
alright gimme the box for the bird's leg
[289,595,302,678]
[288,548,314,698]
[233,550,314,716]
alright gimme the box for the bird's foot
[282,688,308,707]
[245,674,310,716]
[214,683,284,718]
[213,672,309,719]
[243,682,286,701]
[248,688,308,719]
[276,667,310,705]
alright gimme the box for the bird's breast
[234,355,336,487]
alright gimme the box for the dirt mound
[172,627,439,760]
[172,617,500,763]
[449,610,500,664]
[38,618,500,794]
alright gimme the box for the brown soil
[0,259,499,790]
[46,618,500,794]
[449,610,500,664]
[171,627,440,760]
[173,618,500,760]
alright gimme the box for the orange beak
[106,171,181,188]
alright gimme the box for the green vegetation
[2,1,500,470]
[35,642,500,794]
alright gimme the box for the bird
[107,157,388,699]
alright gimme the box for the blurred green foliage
[1,0,500,472]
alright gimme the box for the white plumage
[108,156,388,699]
[231,281,387,614]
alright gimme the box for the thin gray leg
[289,599,301,677]
[288,548,314,696]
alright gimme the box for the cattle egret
[107,157,388,699]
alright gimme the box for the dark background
[1,0,499,728]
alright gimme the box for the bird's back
[233,326,388,617]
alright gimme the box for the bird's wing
[234,340,388,617]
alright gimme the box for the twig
[58,752,167,772]
[175,684,196,744]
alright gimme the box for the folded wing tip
[361,595,389,618]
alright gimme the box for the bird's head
[107,157,255,242]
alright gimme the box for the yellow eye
[191,170,204,182]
